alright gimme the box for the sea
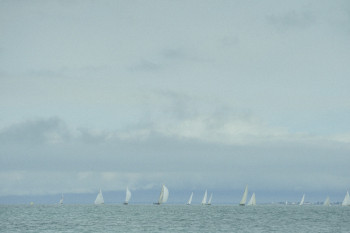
[1,204,350,232]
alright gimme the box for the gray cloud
[128,59,161,72]
[0,117,70,144]
[1,114,349,197]
[266,10,315,31]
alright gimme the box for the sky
[1,0,350,204]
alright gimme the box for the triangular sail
[247,193,256,206]
[187,192,193,205]
[59,193,64,205]
[94,189,104,205]
[158,185,164,204]
[157,185,169,204]
[299,194,305,206]
[323,196,330,206]
[201,190,207,205]
[239,185,248,206]
[124,187,131,204]
[342,191,350,206]
[207,193,212,205]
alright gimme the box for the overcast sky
[1,0,350,202]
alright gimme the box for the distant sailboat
[94,189,104,205]
[239,185,248,206]
[342,191,350,206]
[323,196,330,206]
[207,193,213,205]
[187,192,193,205]
[299,194,305,206]
[154,184,169,205]
[59,194,64,205]
[201,190,208,205]
[124,187,131,205]
[247,193,256,206]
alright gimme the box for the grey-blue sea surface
[1,204,350,232]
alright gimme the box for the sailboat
[154,184,169,205]
[94,188,104,205]
[299,194,305,206]
[187,192,193,205]
[124,187,131,205]
[201,190,208,205]
[59,193,64,205]
[323,196,330,206]
[207,193,213,205]
[239,185,248,206]
[247,192,256,206]
[342,191,350,206]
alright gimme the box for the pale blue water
[1,205,350,232]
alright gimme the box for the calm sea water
[1,204,350,232]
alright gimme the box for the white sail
[162,185,169,203]
[59,193,64,205]
[342,191,350,206]
[157,184,169,204]
[94,189,104,204]
[124,187,131,204]
[207,193,213,205]
[299,194,305,206]
[323,196,330,206]
[201,190,207,205]
[187,192,193,205]
[247,193,256,206]
[239,185,248,206]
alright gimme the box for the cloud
[0,117,70,144]
[128,59,161,72]
[0,114,349,197]
[77,128,113,144]
[266,10,315,31]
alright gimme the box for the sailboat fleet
[54,185,350,206]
